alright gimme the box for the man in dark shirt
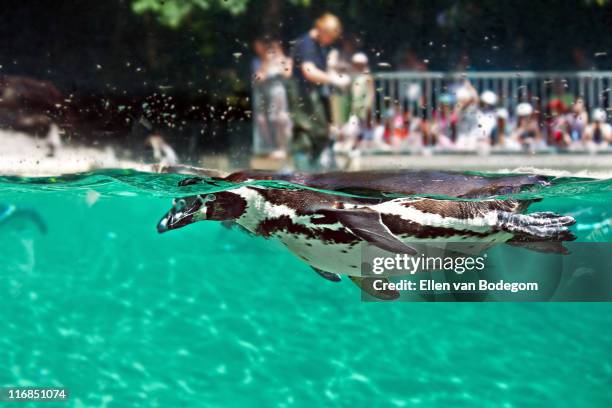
[289,13,349,170]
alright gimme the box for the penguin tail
[497,211,576,242]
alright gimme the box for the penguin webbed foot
[497,211,576,240]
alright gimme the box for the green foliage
[131,0,249,27]
[132,0,312,28]
[585,0,609,5]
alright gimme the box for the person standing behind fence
[547,100,571,148]
[478,91,498,142]
[328,36,357,129]
[334,52,375,156]
[349,53,374,134]
[252,39,293,160]
[453,81,481,150]
[490,108,511,148]
[288,13,350,170]
[566,97,588,143]
[430,93,456,148]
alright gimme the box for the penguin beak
[157,195,204,233]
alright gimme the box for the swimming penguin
[0,204,47,234]
[157,186,575,300]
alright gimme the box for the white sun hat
[496,107,509,119]
[351,52,368,65]
[406,83,421,101]
[516,102,533,117]
[592,108,607,122]
[455,87,472,103]
[480,90,498,106]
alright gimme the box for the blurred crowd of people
[252,13,612,170]
[374,83,612,153]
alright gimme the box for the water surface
[1,170,611,407]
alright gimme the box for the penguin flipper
[497,211,576,241]
[311,267,341,282]
[220,220,254,236]
[327,209,418,255]
[349,276,400,300]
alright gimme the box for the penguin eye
[205,194,216,202]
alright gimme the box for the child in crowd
[511,103,544,151]
[453,82,481,149]
[547,99,571,148]
[567,97,588,142]
[490,108,512,148]
[430,93,456,148]
[335,52,376,152]
[583,108,612,148]
[478,90,499,141]
[349,53,375,126]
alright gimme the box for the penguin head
[157,191,247,233]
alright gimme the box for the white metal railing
[373,71,612,119]
[252,71,612,154]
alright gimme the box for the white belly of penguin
[270,227,512,277]
[232,188,515,277]
[273,229,365,276]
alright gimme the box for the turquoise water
[1,170,612,407]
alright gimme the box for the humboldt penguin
[157,185,575,300]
